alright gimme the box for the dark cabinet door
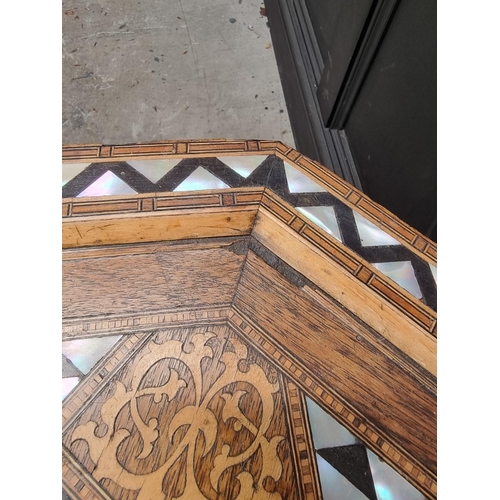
[313,0,436,239]
[343,0,437,237]
[267,0,437,240]
[305,0,375,125]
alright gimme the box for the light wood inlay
[233,250,436,480]
[63,325,300,500]
[63,140,437,499]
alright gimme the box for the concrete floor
[62,0,294,146]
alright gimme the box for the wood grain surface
[63,325,300,500]
[63,207,257,248]
[233,250,436,476]
[63,140,436,265]
[62,235,436,497]
[62,149,437,498]
[253,206,437,375]
[63,243,246,320]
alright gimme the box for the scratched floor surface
[62,0,294,145]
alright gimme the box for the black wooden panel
[322,0,400,129]
[308,0,374,125]
[344,0,436,239]
[265,0,326,166]
[265,0,363,189]
[304,0,338,61]
[304,0,371,64]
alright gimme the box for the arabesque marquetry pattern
[62,140,437,499]
[228,310,437,499]
[63,325,301,500]
[63,140,436,265]
[63,213,436,497]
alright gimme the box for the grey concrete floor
[62,0,295,146]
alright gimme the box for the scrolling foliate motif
[65,328,297,500]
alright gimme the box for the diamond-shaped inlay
[173,167,230,191]
[62,336,122,375]
[372,261,422,299]
[77,171,137,197]
[367,449,425,500]
[62,354,83,378]
[127,159,179,183]
[306,397,357,448]
[316,452,372,500]
[304,395,427,500]
[62,143,436,500]
[62,163,91,186]
[62,377,80,400]
[218,155,268,178]
[284,162,327,193]
[317,445,377,500]
[353,212,400,247]
[297,206,342,242]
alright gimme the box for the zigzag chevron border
[63,140,437,265]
